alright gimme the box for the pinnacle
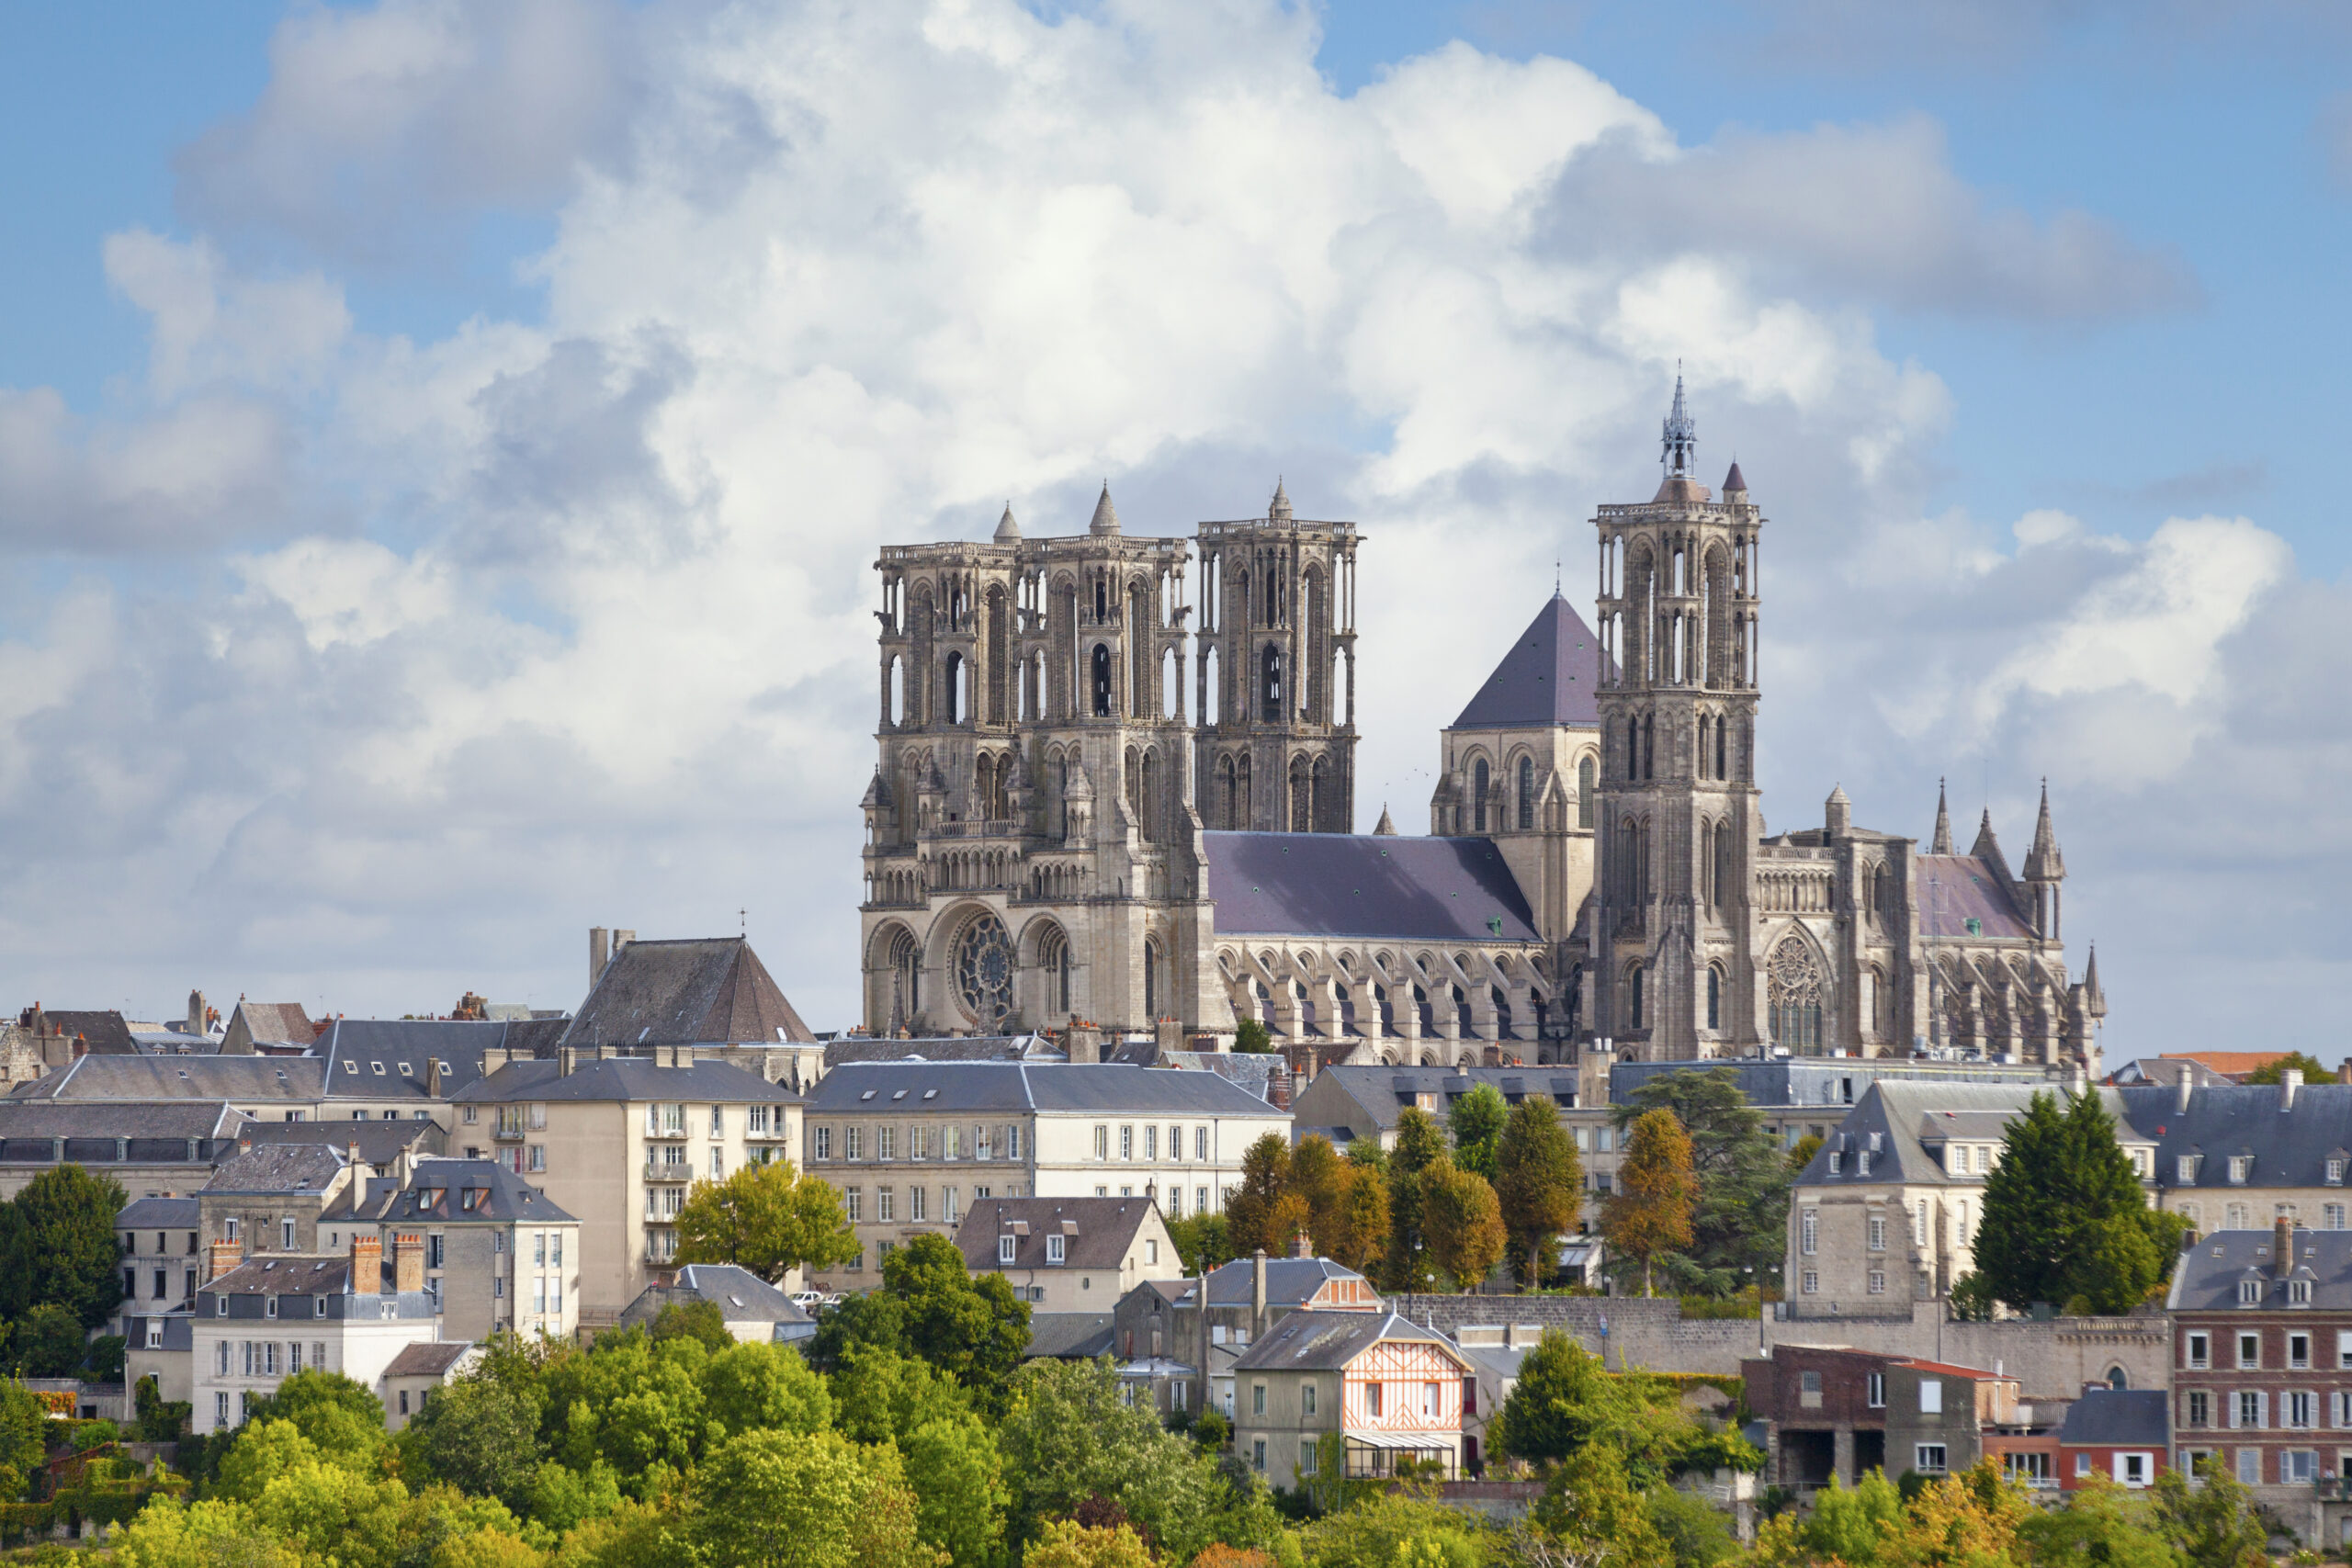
[1089,481,1121,536]
[994,502,1021,543]
[1374,804,1396,836]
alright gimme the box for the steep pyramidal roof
[1723,459,1747,494]
[1373,805,1396,836]
[561,938,813,1047]
[1451,593,1611,728]
[1931,778,1953,854]
[2023,780,2065,881]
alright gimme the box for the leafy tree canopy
[0,1163,126,1327]
[1611,1068,1792,1296]
[676,1159,860,1282]
[1603,1109,1696,1298]
[1495,1096,1582,1289]
[2245,1051,2331,1085]
[1973,1089,2175,1314]
[1445,1085,1509,1180]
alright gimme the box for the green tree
[1494,1097,1581,1288]
[2245,1051,2330,1085]
[701,1339,833,1438]
[408,1376,545,1505]
[1974,1090,2170,1314]
[1224,1134,1296,1257]
[111,1497,303,1568]
[241,1370,390,1471]
[0,1163,126,1327]
[1299,1490,1483,1568]
[1644,1484,1736,1568]
[1603,1110,1696,1298]
[1023,1521,1152,1568]
[879,1235,1031,1416]
[2152,1454,2269,1567]
[1491,1331,1746,1487]
[996,1358,1225,1562]
[13,1301,87,1376]
[1382,1109,1448,1292]
[1527,1444,1668,1568]
[1231,1020,1275,1054]
[690,1428,879,1568]
[1786,1134,1823,1174]
[2018,1474,2180,1568]
[676,1159,859,1282]
[1166,1213,1234,1274]
[649,1300,733,1353]
[831,1343,971,1445]
[1445,1085,1509,1180]
[901,1413,1007,1568]
[1330,1161,1388,1275]
[1419,1159,1506,1292]
[1611,1067,1792,1295]
[0,1380,46,1500]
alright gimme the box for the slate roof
[2166,1226,2352,1313]
[452,1056,793,1106]
[1232,1309,1468,1372]
[2156,1052,2293,1080]
[1181,1255,1374,1312]
[0,1100,249,1141]
[202,1145,349,1195]
[617,1265,811,1337]
[1201,833,1538,942]
[237,1119,440,1165]
[1794,1082,2152,1190]
[1608,1058,2045,1112]
[39,1011,138,1054]
[804,1063,1287,1118]
[2114,1082,2352,1190]
[118,1196,200,1228]
[382,1342,476,1378]
[562,938,813,1048]
[231,1003,318,1046]
[1915,855,2033,941]
[13,1056,326,1102]
[2056,1388,2168,1449]
[956,1197,1164,1273]
[1025,1312,1116,1359]
[209,1255,363,1294]
[826,1034,1065,1067]
[1296,1066,1583,1134]
[318,1020,503,1099]
[1451,593,1610,729]
[322,1157,577,1225]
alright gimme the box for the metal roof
[1230,1309,1469,1372]
[2167,1226,2352,1313]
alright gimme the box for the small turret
[1722,459,1747,499]
[1931,777,1952,854]
[1825,784,1851,838]
[1374,804,1396,836]
[2082,944,2106,1018]
[1089,482,1121,536]
[2023,780,2065,882]
[993,502,1021,543]
[1270,478,1293,523]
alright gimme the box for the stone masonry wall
[1384,1295,2173,1397]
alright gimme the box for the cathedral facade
[859,386,2106,1074]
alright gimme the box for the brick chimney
[1266,1062,1293,1112]
[1251,1247,1269,1340]
[1290,1231,1313,1260]
[207,1238,243,1284]
[350,1234,383,1294]
[2276,1216,2296,1282]
[392,1232,426,1294]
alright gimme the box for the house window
[2239,1332,2260,1369]
[845,1127,864,1161]
[910,1188,927,1223]
[1250,1438,1265,1472]
[710,1105,724,1136]
[2074,1453,2091,1478]
[1046,1235,1065,1264]
[1252,1384,1266,1416]
[1915,1445,1947,1474]
[1146,1240,1159,1266]
[2328,1205,2346,1231]
[1145,1126,1159,1161]
[2292,1278,2313,1305]
[2236,1450,2260,1484]
[530,1145,547,1172]
[1828,1153,1842,1175]
[1194,1127,1207,1162]
[1302,1382,1317,1417]
[2188,1391,2210,1427]
[2289,1391,2316,1428]
[998,1235,1015,1265]
[1365,1382,1383,1416]
[2188,1332,2210,1369]
[877,1189,895,1223]
[1913,1201,1928,1247]
[1868,1216,1885,1252]
[1801,1211,1817,1256]
[1867,1372,1885,1409]
[845,1189,863,1223]
[2177,1156,2197,1182]
[2291,1333,2312,1369]
[1920,1381,1942,1415]
[1423,1382,1442,1417]
[2237,1392,2264,1428]
[1120,1126,1134,1160]
[813,1128,832,1161]
[2331,1160,2346,1187]
[2286,1450,2319,1483]
[1868,1271,1886,1295]
[1299,1440,1317,1476]
[1802,1270,1818,1295]
[2229,1156,2251,1184]
[2239,1278,2263,1304]
[879,1127,897,1162]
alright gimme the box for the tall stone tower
[1584,378,1765,1058]
[1192,481,1362,831]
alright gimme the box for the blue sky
[0,0,2344,1058]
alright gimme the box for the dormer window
[1046,1235,1066,1265]
[998,1235,1015,1265]
[398,1062,413,1077]
[2329,1160,2346,1187]
[2240,1277,2265,1305]
[1829,1153,1843,1175]
[2229,1156,2252,1185]
[344,1061,358,1075]
[2178,1156,2199,1183]
[372,1062,386,1076]
[1858,1152,1873,1177]
[2291,1279,2314,1306]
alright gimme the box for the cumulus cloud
[0,0,2336,1055]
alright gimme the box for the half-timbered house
[1228,1309,1472,1490]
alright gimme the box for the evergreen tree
[1974,1090,2165,1313]
[1604,1110,1696,1298]
[1446,1084,1509,1179]
[0,1163,126,1327]
[1495,1097,1582,1288]
[1382,1108,1447,1292]
[1611,1066,1792,1294]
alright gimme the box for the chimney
[1267,1061,1293,1112]
[2176,1075,2194,1114]
[187,989,206,1035]
[1251,1247,1269,1340]
[1156,1016,1182,1057]
[560,1045,575,1077]
[590,928,610,987]
[350,1234,384,1294]
[2276,1216,2296,1282]
[393,1232,426,1294]
[426,1057,443,1098]
[2282,1068,2303,1111]
[614,929,636,958]
[207,1238,243,1284]
[1290,1231,1313,1260]
[1069,1024,1102,1065]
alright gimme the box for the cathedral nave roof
[1201,831,1539,942]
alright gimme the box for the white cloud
[0,0,2337,1058]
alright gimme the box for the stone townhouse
[191,1235,444,1435]
[1786,1080,2155,1316]
[1114,1248,1381,1418]
[799,1062,1289,1290]
[2166,1220,2352,1548]
[2119,1072,2352,1235]
[321,1156,582,1343]
[199,1144,369,1262]
[451,1053,801,1318]
[117,1196,204,1329]
[1229,1309,1473,1490]
[952,1195,1179,1314]
[0,1101,252,1201]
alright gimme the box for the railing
[2313,1477,2352,1501]
[643,1163,694,1183]
[922,819,1025,840]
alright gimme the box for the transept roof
[1449,592,1611,729]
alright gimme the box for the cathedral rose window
[955,915,1017,1030]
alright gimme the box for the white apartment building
[191,1235,444,1434]
[800,1063,1291,1291]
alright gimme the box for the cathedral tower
[1193,482,1361,831]
[1585,378,1764,1057]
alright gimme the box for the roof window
[372,1063,387,1076]
[860,1090,876,1101]
[922,1089,938,1100]
[398,1063,413,1077]
[892,1089,908,1100]
[344,1061,358,1074]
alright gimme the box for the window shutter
[2258,1392,2269,1429]
[2227,1394,2239,1430]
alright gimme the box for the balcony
[492,1122,529,1142]
[643,1163,694,1183]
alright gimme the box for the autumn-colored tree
[1603,1110,1695,1297]
[1420,1158,1507,1292]
[1495,1097,1582,1289]
[1382,1108,1448,1291]
[1222,1134,1294,1257]
[1332,1162,1389,1275]
[676,1159,859,1281]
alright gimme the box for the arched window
[1629,966,1645,1030]
[1706,967,1722,1032]
[1697,715,1710,779]
[1768,937,1826,1053]
[1715,828,1735,912]
[1517,757,1535,830]
[1577,756,1596,829]
[944,651,964,724]
[1261,645,1284,721]
[888,928,921,1032]
[1144,938,1161,1020]
[1038,925,1070,1016]
[1474,759,1491,832]
[1714,715,1727,780]
[1640,714,1655,780]
[1091,644,1113,716]
[1625,716,1639,780]
[1289,754,1311,832]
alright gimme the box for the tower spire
[1661,363,1697,479]
[1931,777,1952,854]
[2024,777,2065,882]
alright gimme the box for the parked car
[789,1291,823,1309]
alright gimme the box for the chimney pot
[1251,1247,1269,1340]
[2282,1068,2303,1111]
[350,1234,384,1294]
[2176,1076,2193,1113]
[207,1237,243,1285]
